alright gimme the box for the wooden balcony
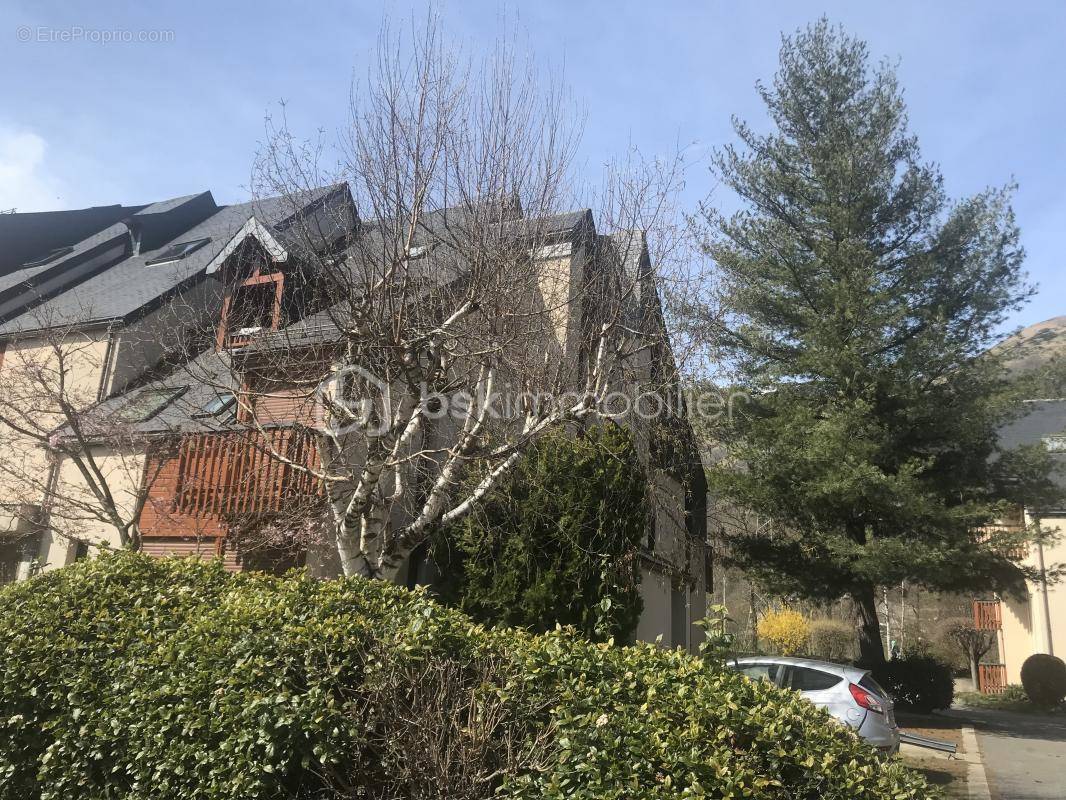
[978,664,1008,695]
[976,524,1029,561]
[973,599,1002,631]
[140,427,321,538]
[174,428,319,516]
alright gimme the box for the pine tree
[702,20,1060,664]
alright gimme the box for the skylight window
[145,237,211,266]
[1043,435,1066,453]
[406,243,434,259]
[22,246,75,268]
[194,393,237,421]
[114,387,187,423]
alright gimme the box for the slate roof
[252,206,592,353]
[0,186,342,336]
[0,203,146,275]
[996,400,1066,513]
[998,399,1066,490]
[133,193,204,217]
[95,207,604,430]
[985,316,1066,497]
[82,348,241,436]
[0,221,130,296]
[606,229,647,285]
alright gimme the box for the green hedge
[434,423,646,641]
[869,654,954,714]
[1021,653,1066,709]
[0,553,937,799]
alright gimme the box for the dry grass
[896,712,968,798]
[900,754,968,799]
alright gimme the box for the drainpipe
[97,327,118,402]
[33,457,63,573]
[1035,523,1054,656]
[994,592,1007,667]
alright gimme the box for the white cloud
[0,125,67,212]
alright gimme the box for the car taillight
[848,682,884,714]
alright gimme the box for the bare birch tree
[173,14,703,581]
[0,310,165,558]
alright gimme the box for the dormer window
[217,270,284,349]
[230,283,278,333]
[146,237,211,266]
[22,246,75,268]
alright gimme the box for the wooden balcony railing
[978,664,1008,695]
[171,427,320,517]
[976,524,1029,561]
[973,599,1002,631]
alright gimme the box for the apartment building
[0,186,352,578]
[971,317,1066,691]
[0,185,708,651]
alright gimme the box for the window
[194,392,237,421]
[145,237,211,266]
[1043,435,1066,453]
[788,667,842,692]
[738,663,781,684]
[22,246,75,268]
[228,283,279,335]
[406,243,434,259]
[114,387,187,422]
[217,270,285,349]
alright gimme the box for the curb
[960,726,992,800]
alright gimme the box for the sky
[2,0,1063,331]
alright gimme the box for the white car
[729,656,900,754]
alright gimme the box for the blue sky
[2,1,1063,330]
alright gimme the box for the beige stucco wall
[998,511,1066,684]
[0,332,112,522]
[635,569,673,645]
[630,472,707,654]
[634,559,707,655]
[0,325,185,580]
[534,244,583,358]
[1000,593,1032,684]
[0,331,111,408]
[36,447,147,573]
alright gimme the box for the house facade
[972,398,1066,691]
[970,317,1066,692]
[0,185,709,652]
[0,187,348,579]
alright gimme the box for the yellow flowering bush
[757,607,811,655]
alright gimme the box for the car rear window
[737,663,781,683]
[789,666,842,691]
[859,674,889,698]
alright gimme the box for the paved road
[944,708,1066,800]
